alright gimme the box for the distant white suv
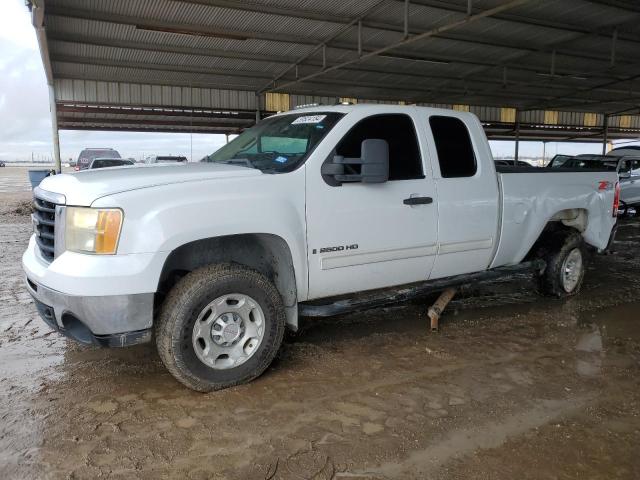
[146,155,187,164]
[23,104,618,391]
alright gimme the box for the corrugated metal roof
[32,0,640,137]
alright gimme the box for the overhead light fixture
[379,53,450,65]
[135,25,248,41]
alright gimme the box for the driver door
[305,112,439,300]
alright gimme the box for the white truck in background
[23,104,619,391]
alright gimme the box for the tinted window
[92,159,134,169]
[335,114,423,180]
[429,116,476,178]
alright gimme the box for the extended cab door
[424,114,500,279]
[305,112,438,300]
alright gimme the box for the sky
[0,0,637,163]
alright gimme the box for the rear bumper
[26,277,153,347]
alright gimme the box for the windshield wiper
[219,158,256,169]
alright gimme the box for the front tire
[156,264,285,392]
[539,232,586,297]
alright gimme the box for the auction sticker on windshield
[292,115,327,125]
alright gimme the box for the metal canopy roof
[28,0,640,141]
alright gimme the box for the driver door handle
[403,196,433,205]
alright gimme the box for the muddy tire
[539,232,586,298]
[156,264,285,392]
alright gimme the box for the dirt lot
[1,166,639,479]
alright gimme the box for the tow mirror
[321,138,389,185]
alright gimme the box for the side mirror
[619,170,631,179]
[321,139,389,185]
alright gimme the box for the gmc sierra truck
[23,104,619,391]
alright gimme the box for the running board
[298,260,546,318]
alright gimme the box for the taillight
[612,181,620,217]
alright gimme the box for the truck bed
[490,168,618,268]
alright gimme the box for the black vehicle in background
[0,161,5,167]
[88,158,135,169]
[76,148,122,171]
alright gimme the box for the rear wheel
[539,232,586,297]
[156,264,285,392]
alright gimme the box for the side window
[631,160,640,175]
[335,114,423,181]
[429,116,477,178]
[619,160,631,174]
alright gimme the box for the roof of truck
[275,103,477,118]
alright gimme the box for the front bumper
[25,277,153,347]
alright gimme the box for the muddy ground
[1,166,639,479]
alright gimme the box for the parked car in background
[146,155,188,164]
[24,104,619,392]
[494,160,534,168]
[89,158,135,169]
[547,154,640,214]
[0,161,5,167]
[76,148,121,171]
[608,146,640,157]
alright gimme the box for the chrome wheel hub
[192,294,265,370]
[561,248,583,293]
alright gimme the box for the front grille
[33,196,57,262]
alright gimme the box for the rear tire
[156,264,285,392]
[539,231,586,297]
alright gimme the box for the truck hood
[38,163,262,205]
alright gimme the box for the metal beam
[264,0,533,94]
[602,114,609,154]
[49,32,629,85]
[49,41,633,98]
[57,116,242,129]
[57,125,240,134]
[165,0,640,62]
[51,57,559,103]
[56,104,258,120]
[45,5,322,46]
[396,0,640,45]
[525,72,640,111]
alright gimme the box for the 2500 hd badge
[312,244,359,254]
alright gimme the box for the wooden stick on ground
[427,288,457,332]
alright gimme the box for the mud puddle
[580,301,640,341]
[1,189,639,479]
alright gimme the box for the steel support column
[514,109,520,164]
[602,114,609,154]
[48,82,61,173]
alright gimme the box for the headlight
[65,207,123,254]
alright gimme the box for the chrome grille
[33,195,57,262]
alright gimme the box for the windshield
[202,112,344,173]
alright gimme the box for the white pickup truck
[23,104,619,391]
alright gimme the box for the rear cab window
[429,116,477,178]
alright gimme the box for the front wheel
[156,264,285,392]
[539,232,586,297]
